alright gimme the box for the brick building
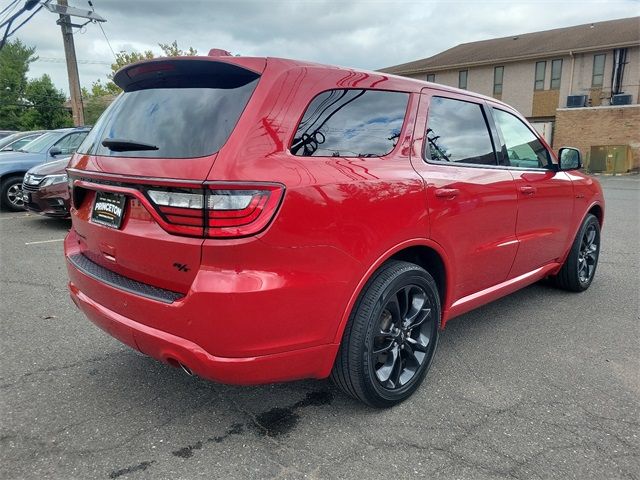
[381,17,640,173]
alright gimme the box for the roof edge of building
[380,40,640,76]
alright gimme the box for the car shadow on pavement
[34,216,71,231]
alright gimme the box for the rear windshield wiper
[102,138,159,152]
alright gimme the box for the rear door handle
[434,188,460,199]
[520,185,536,195]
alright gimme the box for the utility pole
[57,0,84,126]
[42,0,106,126]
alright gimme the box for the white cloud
[10,0,638,95]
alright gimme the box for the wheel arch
[332,239,452,344]
[0,171,28,183]
[587,202,604,227]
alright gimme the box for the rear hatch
[68,57,263,295]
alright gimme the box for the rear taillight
[145,183,284,238]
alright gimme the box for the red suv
[65,53,604,407]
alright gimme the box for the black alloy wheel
[371,284,434,390]
[577,223,598,284]
[552,213,601,292]
[331,260,440,407]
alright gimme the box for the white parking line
[0,214,31,220]
[25,238,65,245]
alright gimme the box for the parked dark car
[65,54,603,407]
[22,157,71,217]
[0,130,49,152]
[0,127,89,211]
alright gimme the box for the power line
[0,0,40,50]
[36,56,111,65]
[87,1,116,59]
[0,0,20,22]
[96,21,115,59]
[5,4,42,39]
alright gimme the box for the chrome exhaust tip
[179,362,193,376]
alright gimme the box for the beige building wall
[501,62,536,116]
[570,46,640,104]
[402,46,639,117]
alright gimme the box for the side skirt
[442,263,561,324]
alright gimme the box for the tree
[158,40,197,57]
[81,85,114,125]
[0,39,36,129]
[21,74,72,129]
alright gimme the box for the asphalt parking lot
[1,175,638,480]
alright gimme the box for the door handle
[434,188,460,199]
[520,185,536,195]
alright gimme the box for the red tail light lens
[145,183,284,238]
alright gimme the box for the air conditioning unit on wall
[566,95,587,108]
[611,94,632,105]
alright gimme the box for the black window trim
[421,95,500,169]
[489,105,554,172]
[534,61,546,91]
[458,70,468,90]
[591,53,606,88]
[288,87,412,159]
[493,66,504,95]
[550,58,563,90]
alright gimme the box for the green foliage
[159,40,198,57]
[0,39,37,129]
[21,74,72,129]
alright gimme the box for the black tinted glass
[291,89,409,157]
[78,79,258,159]
[425,97,496,166]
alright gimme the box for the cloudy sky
[6,0,639,95]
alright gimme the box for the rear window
[291,89,409,157]
[78,60,260,159]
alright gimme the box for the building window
[534,61,546,90]
[493,66,504,95]
[550,59,562,89]
[458,70,468,89]
[592,54,606,87]
[426,73,435,82]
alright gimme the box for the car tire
[1,176,25,212]
[331,260,440,408]
[552,213,601,292]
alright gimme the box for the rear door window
[425,96,497,166]
[77,61,260,159]
[291,89,409,157]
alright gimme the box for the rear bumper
[69,281,339,384]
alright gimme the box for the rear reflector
[145,183,284,238]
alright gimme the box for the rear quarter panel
[207,62,429,345]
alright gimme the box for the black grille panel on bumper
[68,253,184,304]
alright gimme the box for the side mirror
[49,146,62,157]
[558,147,582,171]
